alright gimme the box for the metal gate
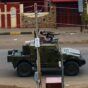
[56,2,81,27]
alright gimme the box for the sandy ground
[0,82,88,88]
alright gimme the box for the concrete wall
[21,6,56,28]
[0,2,56,28]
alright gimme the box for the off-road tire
[64,61,79,76]
[17,62,32,77]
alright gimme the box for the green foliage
[83,14,88,21]
[83,1,88,21]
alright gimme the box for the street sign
[78,0,83,13]
[59,61,61,67]
[35,37,40,47]
[34,71,38,82]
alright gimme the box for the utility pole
[58,41,64,88]
[61,51,64,88]
[34,3,42,88]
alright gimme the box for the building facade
[0,3,23,28]
[51,0,81,26]
[0,0,81,28]
[0,0,48,28]
[0,0,46,12]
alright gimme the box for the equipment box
[46,77,62,88]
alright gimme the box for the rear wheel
[64,61,79,76]
[17,62,32,77]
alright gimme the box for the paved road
[0,35,33,49]
[0,45,88,87]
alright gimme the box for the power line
[23,5,34,9]
[19,1,44,3]
[46,22,86,27]
[37,5,78,10]
[0,4,79,13]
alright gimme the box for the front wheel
[64,61,79,76]
[17,62,32,77]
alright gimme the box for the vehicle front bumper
[79,55,86,66]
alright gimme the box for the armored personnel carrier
[7,42,85,77]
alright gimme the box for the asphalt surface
[0,45,87,88]
[0,35,33,49]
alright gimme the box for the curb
[0,32,32,35]
[0,31,88,35]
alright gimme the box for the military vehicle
[7,42,85,77]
